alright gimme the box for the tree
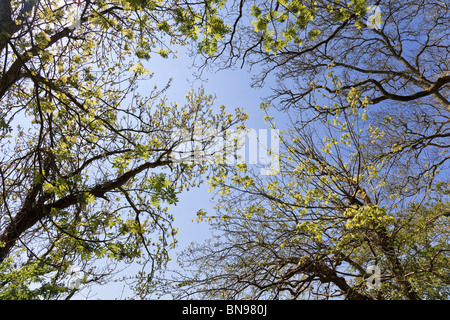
[150,0,450,300]
[0,0,245,299]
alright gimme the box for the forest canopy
[0,0,449,300]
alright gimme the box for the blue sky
[147,46,277,250]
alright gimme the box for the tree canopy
[0,0,449,300]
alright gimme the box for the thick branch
[0,26,74,100]
[370,75,450,109]
[372,229,422,300]
[0,157,172,262]
[291,256,372,300]
[0,3,123,100]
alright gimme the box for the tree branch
[370,75,450,109]
[0,156,172,262]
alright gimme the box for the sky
[145,45,278,245]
